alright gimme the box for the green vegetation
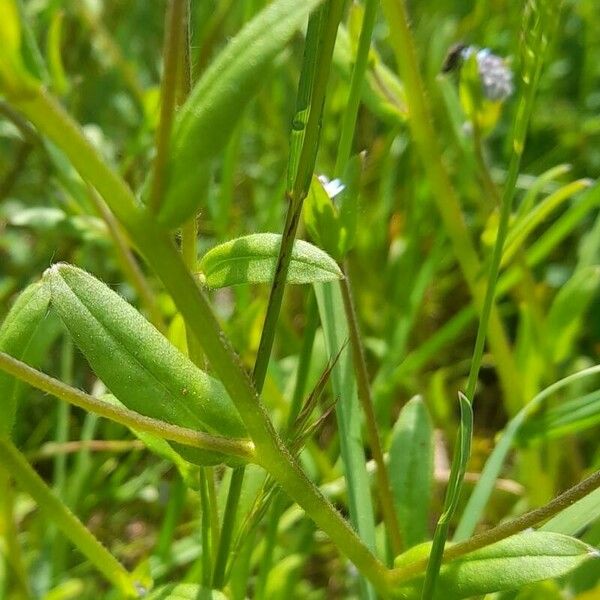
[1,0,599,598]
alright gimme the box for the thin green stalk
[315,281,378,600]
[256,294,319,599]
[390,469,600,585]
[0,351,256,462]
[148,0,186,213]
[214,3,345,586]
[212,467,244,587]
[334,0,377,175]
[340,271,403,557]
[253,2,333,390]
[421,5,550,596]
[10,88,391,597]
[0,465,31,598]
[156,473,187,561]
[0,436,138,597]
[379,0,522,412]
[49,335,73,576]
[199,469,212,588]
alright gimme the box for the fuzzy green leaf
[44,263,246,466]
[199,233,343,289]
[389,395,434,548]
[399,532,597,599]
[158,0,324,228]
[0,281,50,435]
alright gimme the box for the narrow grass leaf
[545,266,600,363]
[389,396,434,548]
[518,388,600,443]
[199,233,342,289]
[400,532,597,599]
[502,179,593,267]
[314,280,377,600]
[455,365,600,541]
[0,281,50,435]
[44,263,246,465]
[541,487,600,536]
[158,0,324,227]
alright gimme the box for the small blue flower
[462,46,514,101]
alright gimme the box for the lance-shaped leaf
[398,532,598,599]
[44,264,246,466]
[0,281,50,435]
[199,233,342,289]
[158,0,324,228]
[389,395,434,548]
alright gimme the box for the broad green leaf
[542,487,600,536]
[44,264,246,466]
[144,584,226,600]
[199,233,342,289]
[398,532,598,599]
[158,0,324,228]
[389,395,434,548]
[0,281,50,435]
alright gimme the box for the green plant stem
[340,270,403,557]
[212,468,244,587]
[253,1,341,390]
[11,88,391,597]
[199,469,212,588]
[214,2,346,586]
[148,0,186,213]
[0,436,138,597]
[0,351,255,461]
[413,7,547,595]
[156,473,187,561]
[379,0,521,411]
[0,465,31,598]
[390,469,600,585]
[334,0,377,175]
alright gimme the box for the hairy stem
[390,469,600,585]
[11,87,390,596]
[148,0,186,213]
[0,351,255,461]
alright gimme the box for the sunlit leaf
[199,233,342,289]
